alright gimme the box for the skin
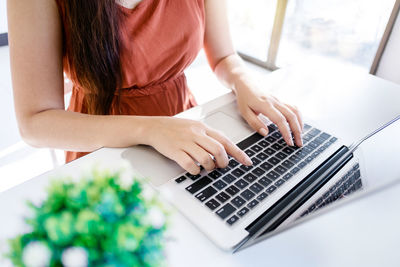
[7,0,303,175]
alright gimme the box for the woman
[7,0,303,174]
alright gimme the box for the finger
[195,134,229,168]
[241,108,269,136]
[206,128,253,166]
[173,151,201,175]
[184,144,216,171]
[287,104,304,132]
[275,103,303,147]
[264,106,294,146]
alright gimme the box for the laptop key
[234,179,249,189]
[290,167,301,175]
[216,203,236,220]
[175,176,187,183]
[237,207,250,217]
[312,151,320,158]
[195,186,217,202]
[257,192,268,202]
[260,162,274,171]
[305,156,314,164]
[282,147,295,155]
[215,192,231,203]
[251,144,263,152]
[247,199,259,209]
[289,154,301,163]
[258,140,269,148]
[266,185,277,194]
[309,141,319,149]
[186,173,201,180]
[283,173,293,181]
[222,174,236,184]
[259,177,272,187]
[314,137,325,145]
[251,157,261,166]
[240,189,255,201]
[295,150,308,159]
[205,199,220,211]
[354,169,361,179]
[274,165,287,175]
[268,124,278,132]
[298,161,307,169]
[237,132,264,150]
[271,143,283,151]
[213,180,227,190]
[271,132,282,139]
[275,152,288,160]
[218,166,231,174]
[256,152,269,161]
[209,170,222,179]
[282,160,294,169]
[329,137,338,143]
[320,132,331,140]
[277,138,286,145]
[232,168,246,178]
[264,147,276,156]
[309,128,321,137]
[186,177,212,194]
[274,179,285,187]
[267,157,281,165]
[266,136,276,143]
[245,149,256,157]
[225,185,240,196]
[249,182,264,194]
[243,173,257,183]
[228,159,239,168]
[227,215,239,226]
[266,170,280,181]
[231,196,246,208]
[252,167,266,177]
[240,165,253,172]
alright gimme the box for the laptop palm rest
[121,112,252,187]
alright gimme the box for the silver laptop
[121,94,398,251]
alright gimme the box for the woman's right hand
[143,117,253,175]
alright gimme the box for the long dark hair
[62,0,122,115]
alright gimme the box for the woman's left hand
[234,77,304,147]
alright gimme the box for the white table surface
[1,63,400,267]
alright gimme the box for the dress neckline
[117,0,151,13]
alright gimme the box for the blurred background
[0,0,399,192]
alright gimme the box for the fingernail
[289,139,294,146]
[260,128,268,136]
[245,155,253,165]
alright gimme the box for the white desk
[1,63,400,267]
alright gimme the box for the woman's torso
[56,0,205,162]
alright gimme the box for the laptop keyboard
[175,124,338,226]
[299,162,363,218]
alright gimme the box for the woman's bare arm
[7,0,147,151]
[203,0,303,147]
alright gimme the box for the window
[228,0,277,62]
[228,0,396,71]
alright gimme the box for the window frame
[238,0,399,72]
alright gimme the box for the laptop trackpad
[202,111,253,143]
[121,112,252,187]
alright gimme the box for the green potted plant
[6,168,168,267]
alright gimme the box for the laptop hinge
[244,145,352,237]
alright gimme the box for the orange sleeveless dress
[57,0,205,162]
